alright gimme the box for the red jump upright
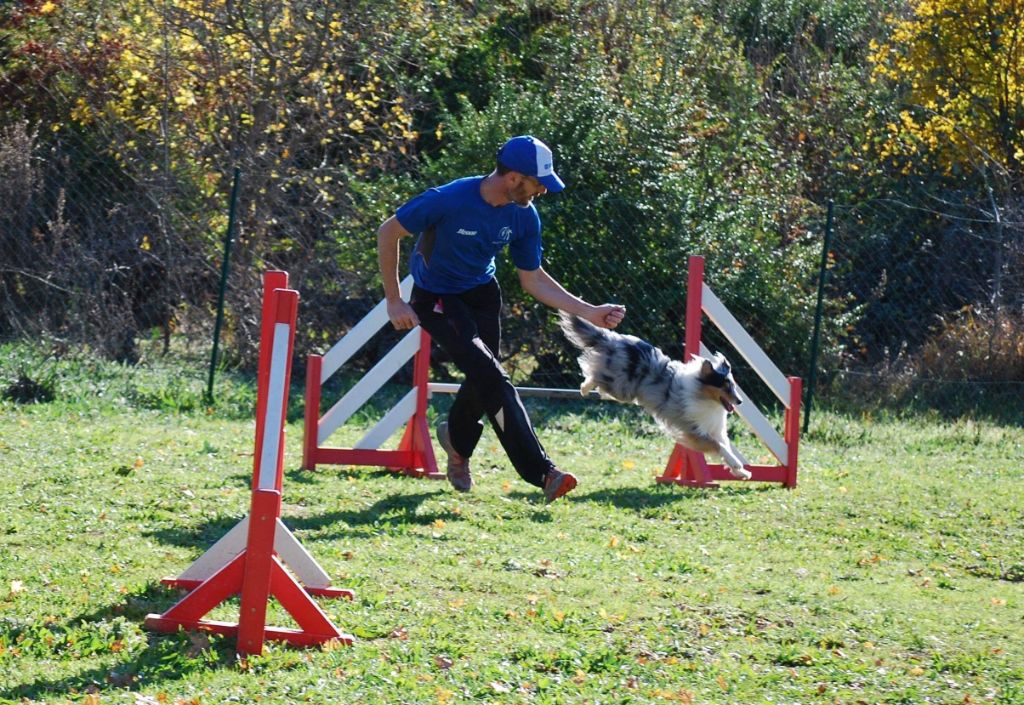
[657,256,802,488]
[146,272,354,655]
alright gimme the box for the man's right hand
[387,299,420,330]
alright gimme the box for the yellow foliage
[23,0,471,206]
[868,0,1024,175]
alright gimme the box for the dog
[559,313,750,479]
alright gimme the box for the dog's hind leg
[580,377,597,397]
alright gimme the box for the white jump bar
[355,387,418,450]
[318,328,420,444]
[701,283,791,406]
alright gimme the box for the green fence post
[206,167,242,404]
[804,199,834,433]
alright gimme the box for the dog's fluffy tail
[559,312,611,350]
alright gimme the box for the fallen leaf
[321,638,346,652]
[389,627,409,640]
[434,655,454,670]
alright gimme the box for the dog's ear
[712,352,731,375]
[699,358,715,378]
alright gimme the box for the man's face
[509,173,547,207]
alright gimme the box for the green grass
[1,342,1022,704]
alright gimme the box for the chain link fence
[4,116,1022,424]
[2,3,1022,423]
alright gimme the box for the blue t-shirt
[395,176,543,294]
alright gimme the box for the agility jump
[146,272,354,655]
[657,256,801,487]
[302,275,442,479]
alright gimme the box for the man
[377,135,625,503]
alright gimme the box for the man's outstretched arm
[517,267,625,329]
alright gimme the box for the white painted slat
[701,284,790,405]
[732,393,787,464]
[354,387,417,450]
[699,341,787,463]
[320,275,414,383]
[177,517,248,581]
[274,519,332,588]
[257,322,290,490]
[318,328,420,444]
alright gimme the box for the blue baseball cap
[496,135,565,193]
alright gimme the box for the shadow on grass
[0,585,241,700]
[144,475,454,548]
[557,482,773,511]
[286,487,457,541]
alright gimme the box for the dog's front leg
[717,440,751,480]
[580,377,597,396]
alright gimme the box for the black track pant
[410,279,553,488]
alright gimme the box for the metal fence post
[803,199,834,433]
[206,167,242,403]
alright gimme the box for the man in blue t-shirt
[377,135,625,503]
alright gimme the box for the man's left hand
[587,304,626,330]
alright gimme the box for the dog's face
[698,353,743,413]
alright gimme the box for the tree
[869,0,1023,188]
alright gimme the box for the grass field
[1,344,1022,704]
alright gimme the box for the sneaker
[543,468,578,504]
[437,421,472,492]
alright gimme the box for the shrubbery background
[2,0,1021,416]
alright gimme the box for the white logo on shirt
[456,228,477,236]
[495,227,513,244]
